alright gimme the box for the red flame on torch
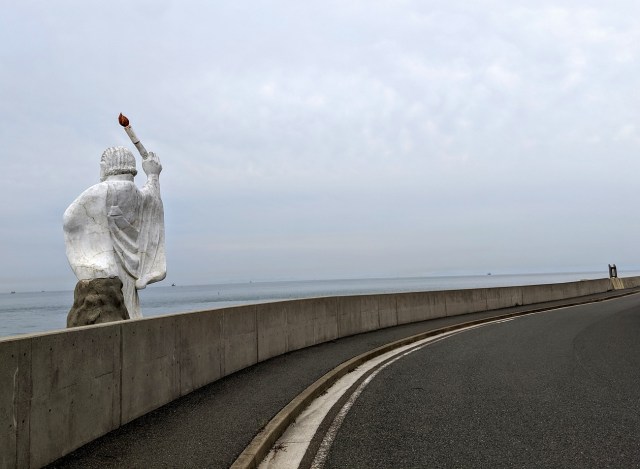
[118,113,130,127]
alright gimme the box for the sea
[0,271,632,339]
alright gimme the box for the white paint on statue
[63,146,166,318]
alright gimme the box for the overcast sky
[2,1,640,292]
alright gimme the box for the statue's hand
[142,152,162,176]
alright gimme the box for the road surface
[322,294,640,467]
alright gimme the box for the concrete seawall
[1,277,636,468]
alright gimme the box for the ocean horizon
[1,270,634,339]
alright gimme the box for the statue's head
[100,146,137,182]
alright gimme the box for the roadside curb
[230,288,640,469]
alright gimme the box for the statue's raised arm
[63,116,166,327]
[136,151,166,290]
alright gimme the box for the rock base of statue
[67,277,130,327]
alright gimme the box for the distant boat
[10,291,15,294]
[171,283,176,287]
[487,273,492,276]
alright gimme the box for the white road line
[310,336,451,469]
[258,328,478,469]
[258,306,570,469]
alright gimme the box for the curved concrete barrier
[0,277,631,468]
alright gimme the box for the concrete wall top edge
[3,276,636,344]
[0,319,120,343]
[518,278,608,288]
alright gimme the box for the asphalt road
[325,293,640,468]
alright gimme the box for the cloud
[2,2,640,290]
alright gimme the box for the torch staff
[118,113,149,159]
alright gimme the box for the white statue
[63,145,166,320]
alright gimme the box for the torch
[118,113,149,160]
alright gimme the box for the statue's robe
[63,176,165,318]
